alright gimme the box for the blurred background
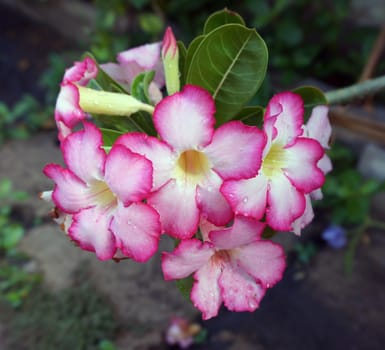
[0,0,384,349]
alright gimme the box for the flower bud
[162,27,180,95]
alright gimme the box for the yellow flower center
[174,150,211,185]
[262,143,287,178]
[89,180,117,209]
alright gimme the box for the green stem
[367,218,385,231]
[325,75,385,105]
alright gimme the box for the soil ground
[1,4,384,350]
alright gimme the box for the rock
[358,143,385,181]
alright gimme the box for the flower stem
[325,75,385,105]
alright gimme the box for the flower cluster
[42,12,332,320]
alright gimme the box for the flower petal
[116,132,174,190]
[148,179,199,239]
[63,57,98,86]
[117,42,164,87]
[265,92,304,146]
[69,207,116,260]
[306,105,331,148]
[284,138,325,193]
[161,239,214,280]
[219,260,265,313]
[266,173,305,231]
[196,170,233,226]
[43,164,91,213]
[221,175,269,220]
[62,122,105,183]
[291,194,314,235]
[191,260,222,320]
[111,203,161,262]
[234,241,286,288]
[209,216,266,250]
[204,121,265,179]
[105,144,153,205]
[118,42,161,70]
[153,85,215,151]
[55,82,84,128]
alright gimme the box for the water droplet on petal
[248,300,257,309]
[242,197,248,203]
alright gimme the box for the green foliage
[6,282,117,350]
[321,145,384,226]
[0,96,52,145]
[0,264,41,308]
[319,144,385,273]
[0,179,41,308]
[0,179,28,255]
[294,242,318,265]
[176,275,194,302]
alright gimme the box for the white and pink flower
[221,92,325,232]
[162,216,286,320]
[43,121,161,261]
[116,85,265,239]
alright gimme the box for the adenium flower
[116,85,265,239]
[43,121,161,261]
[101,42,164,103]
[221,92,325,232]
[162,216,286,320]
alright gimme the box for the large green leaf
[183,35,205,82]
[233,106,264,127]
[186,24,268,125]
[203,8,245,34]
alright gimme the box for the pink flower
[55,57,98,142]
[291,105,332,235]
[162,216,286,320]
[43,122,161,261]
[221,92,325,232]
[116,85,265,239]
[101,42,164,103]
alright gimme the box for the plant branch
[325,75,385,105]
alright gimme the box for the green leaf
[2,224,24,250]
[292,86,327,120]
[176,275,194,302]
[100,128,124,147]
[186,24,268,125]
[183,35,205,82]
[130,70,155,104]
[203,8,245,34]
[233,106,264,127]
[177,40,187,87]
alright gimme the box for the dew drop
[242,197,248,203]
[248,300,257,309]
